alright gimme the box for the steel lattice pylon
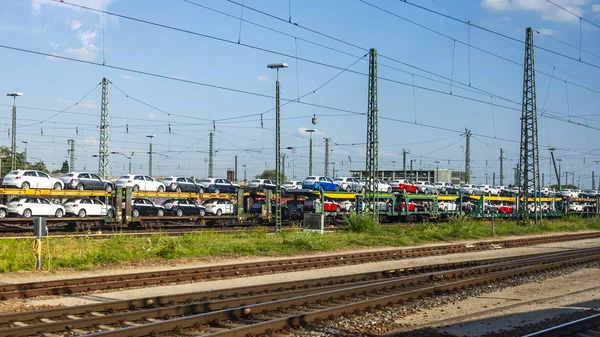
[209,132,214,177]
[365,48,378,221]
[518,28,541,224]
[98,78,110,178]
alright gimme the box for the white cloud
[82,136,99,146]
[32,0,118,15]
[49,40,60,48]
[70,19,83,30]
[120,74,136,81]
[257,75,268,81]
[537,28,554,35]
[64,29,98,61]
[78,100,98,109]
[480,0,586,24]
[297,127,326,138]
[146,113,165,121]
[593,3,600,12]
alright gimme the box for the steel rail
[1,248,597,337]
[1,232,598,300]
[72,248,600,336]
[0,248,584,332]
[522,312,600,336]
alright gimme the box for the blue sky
[0,0,599,188]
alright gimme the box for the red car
[303,198,341,212]
[394,201,417,212]
[389,179,418,193]
[498,204,513,213]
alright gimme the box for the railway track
[524,312,600,336]
[1,248,598,337]
[1,232,599,300]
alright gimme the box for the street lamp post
[331,161,337,178]
[242,164,247,182]
[286,146,296,180]
[204,157,208,178]
[146,135,156,176]
[111,151,134,174]
[267,62,288,233]
[305,129,317,175]
[434,160,440,182]
[7,92,23,171]
[556,158,563,190]
[21,140,31,169]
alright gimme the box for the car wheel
[318,185,324,193]
[53,183,62,190]
[55,209,63,218]
[387,187,392,193]
[199,208,205,217]
[76,184,84,191]
[176,186,182,193]
[157,185,165,192]
[0,209,6,218]
[282,188,287,195]
[402,188,407,194]
[216,209,222,216]
[132,185,140,192]
[335,185,340,192]
[107,209,114,217]
[105,184,113,192]
[198,187,204,194]
[214,188,220,194]
[132,209,140,217]
[176,209,183,216]
[157,209,164,216]
[336,206,341,212]
[23,209,32,218]
[424,189,429,195]
[21,182,30,190]
[361,187,366,194]
[78,209,87,218]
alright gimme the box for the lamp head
[267,63,288,69]
[7,92,23,97]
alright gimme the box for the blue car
[302,176,339,191]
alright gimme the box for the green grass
[1,217,598,272]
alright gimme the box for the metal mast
[99,78,110,178]
[209,132,214,177]
[365,48,379,221]
[465,128,471,184]
[324,138,330,176]
[518,27,541,224]
[67,139,75,172]
[500,148,504,185]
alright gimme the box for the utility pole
[500,148,504,185]
[324,137,330,176]
[348,155,352,176]
[234,155,238,181]
[518,27,541,224]
[592,171,595,190]
[7,92,22,171]
[286,147,296,180]
[281,154,286,181]
[147,135,155,176]
[99,78,109,178]
[402,149,408,180]
[465,129,471,184]
[67,139,75,172]
[209,132,214,177]
[365,48,379,221]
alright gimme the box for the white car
[438,201,459,211]
[3,170,63,190]
[559,189,577,198]
[334,177,363,192]
[248,179,276,192]
[338,200,354,212]
[479,185,499,196]
[115,174,165,192]
[63,198,114,217]
[7,197,65,218]
[202,198,235,215]
[367,179,392,193]
[568,202,584,212]
[282,181,302,192]
[459,184,480,195]
[0,205,7,218]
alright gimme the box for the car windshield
[250,180,261,183]
[284,181,293,184]
[119,175,129,179]
[62,173,73,178]
[334,178,343,182]
[200,179,211,183]
[460,184,469,187]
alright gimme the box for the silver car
[413,181,437,194]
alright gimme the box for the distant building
[349,168,468,185]
[227,170,235,181]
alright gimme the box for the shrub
[156,236,184,259]
[343,213,379,233]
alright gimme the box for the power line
[545,0,600,30]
